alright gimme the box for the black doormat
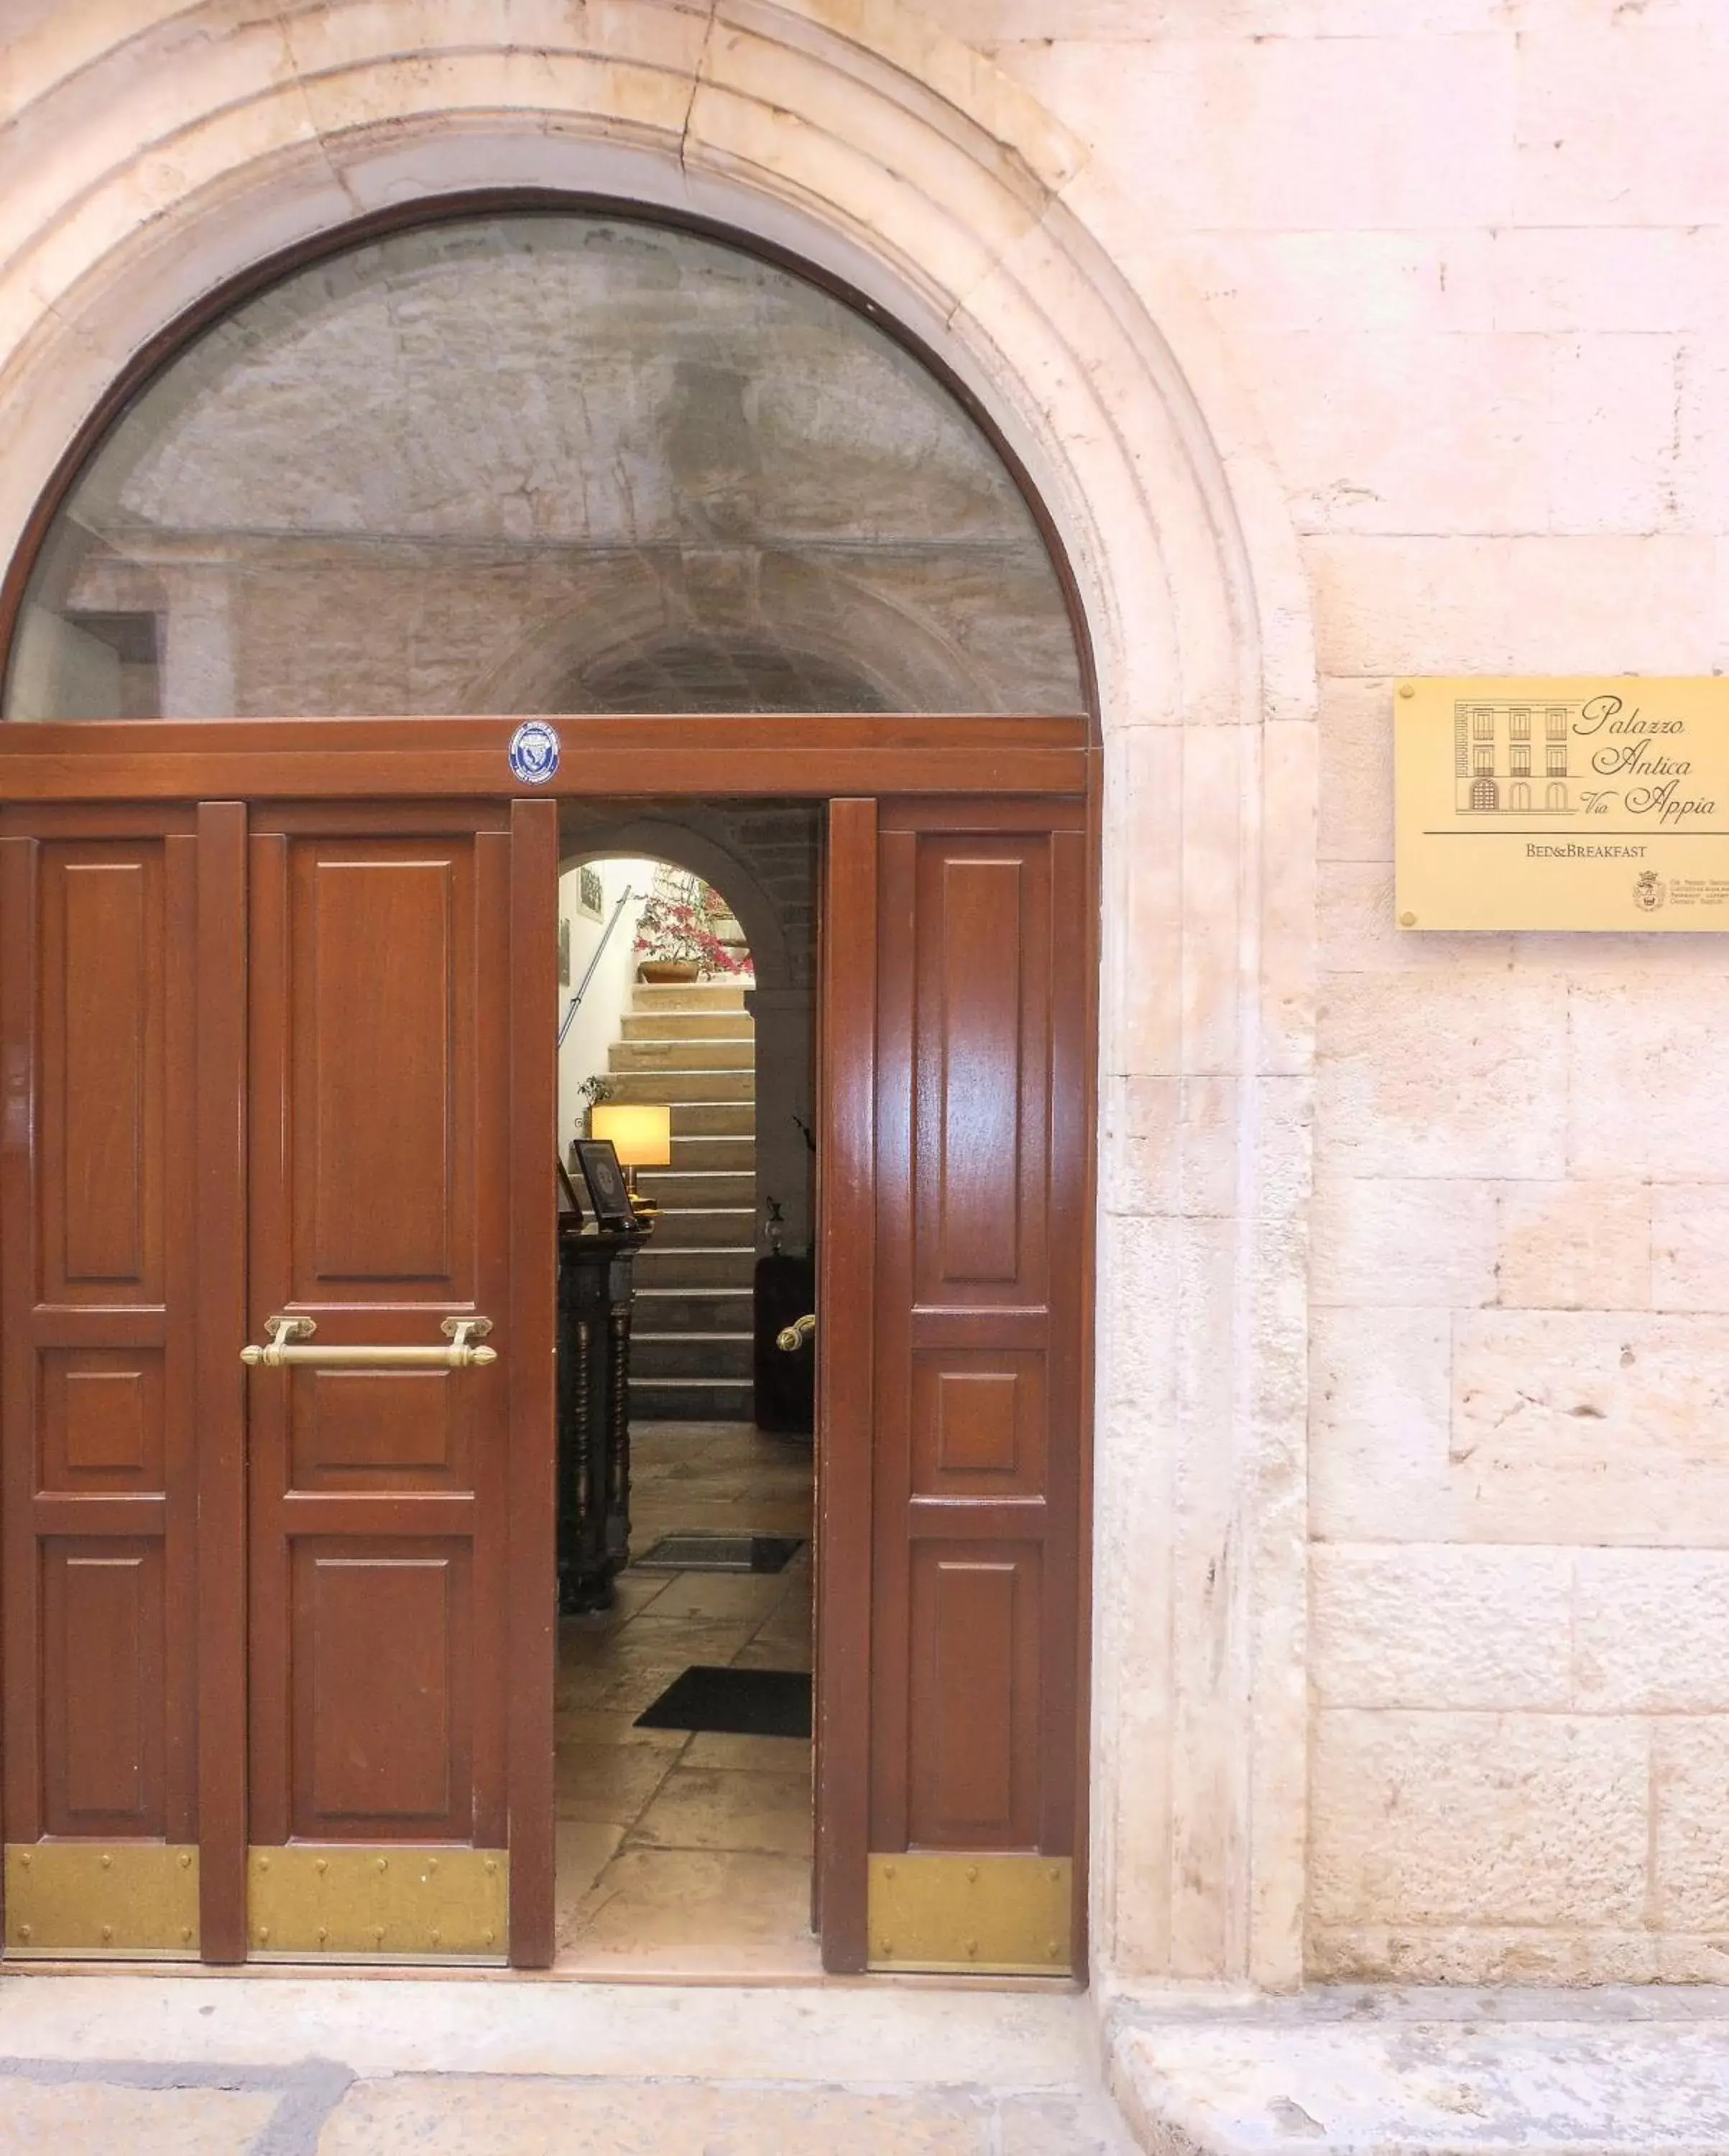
[635,1664,812,1739]
[633,1533,804,1575]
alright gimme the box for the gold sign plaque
[1396,678,1729,931]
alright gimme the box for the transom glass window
[4,213,1084,721]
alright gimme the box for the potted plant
[633,873,750,983]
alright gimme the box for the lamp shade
[589,1102,672,1169]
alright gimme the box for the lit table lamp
[589,1102,672,1217]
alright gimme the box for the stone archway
[0,0,1319,1995]
[562,807,815,1258]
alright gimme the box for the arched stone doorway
[0,195,1101,1980]
[0,1,1321,1995]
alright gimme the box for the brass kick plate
[868,1853,1072,1975]
[247,1846,508,1959]
[5,1842,199,1957]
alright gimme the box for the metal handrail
[558,883,638,1047]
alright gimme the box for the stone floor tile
[554,1707,688,1751]
[628,1764,813,1857]
[560,1845,819,1970]
[617,1613,764,1660]
[997,2091,1140,2155]
[319,2076,993,2154]
[732,1637,813,1672]
[553,1418,815,1968]
[554,1817,626,1894]
[555,1738,682,1825]
[555,1660,691,1714]
[681,1730,811,1771]
[0,2080,279,2155]
[637,1572,793,1622]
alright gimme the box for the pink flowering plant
[633,874,750,975]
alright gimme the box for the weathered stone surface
[1309,1176,1498,1309]
[1316,975,1567,1180]
[1653,1718,1729,1932]
[1310,1544,1572,1712]
[1452,1314,1729,1544]
[1653,1185,1729,1313]
[1494,1180,1652,1312]
[1310,1709,1648,1929]
[0,2081,277,2155]
[1111,2012,1729,2155]
[1574,1552,1729,1713]
[1567,982,1729,1183]
[319,2076,996,2155]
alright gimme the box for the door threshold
[1,1955,1082,1994]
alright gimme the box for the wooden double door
[0,775,1089,1973]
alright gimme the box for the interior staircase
[606,977,756,1422]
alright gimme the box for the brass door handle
[776,1313,816,1353]
[241,1315,497,1368]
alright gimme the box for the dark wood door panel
[914,844,1051,1299]
[910,1350,1048,1500]
[290,1541,472,1841]
[290,844,474,1301]
[246,814,514,1880]
[0,825,198,1869]
[37,846,169,1305]
[864,802,1087,1942]
[906,1543,1043,1849]
[40,1539,169,1838]
[292,1367,464,1490]
[39,1347,165,1493]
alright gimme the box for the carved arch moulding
[0,0,1319,1991]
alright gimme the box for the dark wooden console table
[557,1223,641,1613]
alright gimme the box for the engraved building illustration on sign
[1454,699,1578,814]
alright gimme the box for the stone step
[609,1038,757,1073]
[622,1012,755,1042]
[633,1287,755,1331]
[631,982,748,1012]
[668,1133,756,1171]
[1110,2014,1729,2156]
[607,1069,755,1105]
[630,1376,755,1421]
[638,1169,755,1210]
[668,1102,755,1138]
[649,1206,757,1248]
[632,1330,754,1378]
[634,1244,757,1289]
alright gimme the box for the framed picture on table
[573,1138,636,1232]
[556,1156,584,1225]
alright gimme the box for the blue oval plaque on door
[507,720,561,785]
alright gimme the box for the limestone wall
[952,1,1729,1982]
